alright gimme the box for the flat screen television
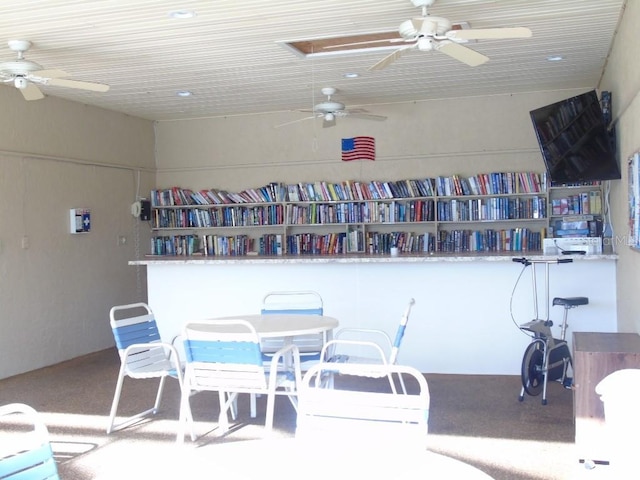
[529,90,620,186]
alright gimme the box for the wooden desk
[573,332,640,463]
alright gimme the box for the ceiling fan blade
[30,69,69,79]
[347,109,387,122]
[274,116,316,129]
[436,41,489,67]
[447,27,532,40]
[21,83,44,101]
[47,77,110,92]
[369,45,415,71]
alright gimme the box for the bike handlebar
[512,257,573,265]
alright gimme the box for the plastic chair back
[0,403,60,480]
[107,302,184,434]
[183,320,268,391]
[261,291,325,361]
[178,319,303,441]
[388,298,415,365]
[297,363,430,450]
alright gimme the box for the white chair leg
[106,366,127,434]
[264,392,275,433]
[250,393,257,418]
[152,375,167,413]
[176,387,191,444]
[229,393,238,420]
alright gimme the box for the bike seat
[552,296,589,307]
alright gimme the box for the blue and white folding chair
[177,319,302,443]
[0,403,60,480]
[322,298,415,392]
[107,302,190,435]
[260,291,326,368]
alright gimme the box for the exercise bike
[511,257,589,405]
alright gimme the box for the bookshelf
[547,182,604,239]
[147,172,577,257]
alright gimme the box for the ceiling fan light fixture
[399,19,418,39]
[325,112,335,122]
[14,76,27,89]
[168,9,196,19]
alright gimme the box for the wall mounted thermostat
[70,208,91,234]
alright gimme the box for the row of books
[151,183,287,206]
[437,228,544,253]
[437,197,547,222]
[150,234,255,256]
[149,230,438,256]
[152,194,552,228]
[286,200,436,225]
[150,171,547,208]
[435,172,547,197]
[287,178,435,202]
[550,190,602,216]
[366,232,435,254]
[151,205,285,229]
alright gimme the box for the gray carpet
[0,348,591,479]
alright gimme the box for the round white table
[209,313,339,339]
[174,438,495,479]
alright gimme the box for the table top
[200,313,339,338]
[175,438,494,479]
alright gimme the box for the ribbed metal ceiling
[0,0,626,121]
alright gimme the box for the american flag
[341,136,375,162]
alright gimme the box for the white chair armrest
[321,339,388,364]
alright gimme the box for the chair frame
[177,319,302,443]
[322,298,415,392]
[0,403,60,480]
[107,302,188,435]
[297,362,430,450]
[260,290,326,365]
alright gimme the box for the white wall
[154,90,588,191]
[144,257,616,375]
[0,87,155,379]
[600,0,640,333]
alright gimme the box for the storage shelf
[148,173,604,257]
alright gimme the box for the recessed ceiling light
[546,55,564,62]
[169,10,196,19]
[344,73,359,78]
[176,90,192,97]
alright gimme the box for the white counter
[131,253,617,374]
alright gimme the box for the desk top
[573,332,640,354]
[201,314,339,338]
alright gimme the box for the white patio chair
[177,319,302,443]
[0,403,60,480]
[321,298,415,392]
[107,302,192,436]
[260,290,326,368]
[296,362,430,451]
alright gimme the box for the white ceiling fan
[275,87,386,129]
[370,0,532,70]
[0,40,110,101]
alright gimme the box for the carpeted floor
[0,348,599,479]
